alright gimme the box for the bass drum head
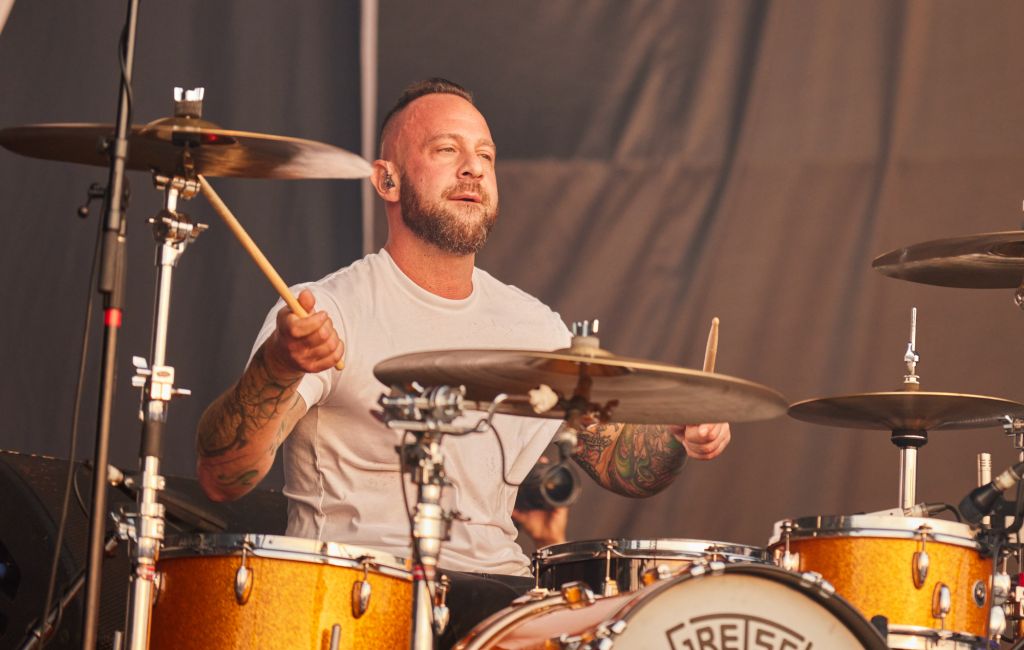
[615,563,888,649]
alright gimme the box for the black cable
[487,421,524,489]
[117,19,133,129]
[36,215,103,647]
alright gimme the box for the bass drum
[456,562,888,649]
[535,538,766,596]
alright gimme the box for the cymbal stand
[376,384,505,650]
[894,307,926,510]
[118,170,206,650]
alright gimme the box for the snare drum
[457,562,888,649]
[535,538,766,595]
[769,515,997,649]
[150,534,412,650]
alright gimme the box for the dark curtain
[378,0,1024,549]
[0,1,362,485]
[3,0,1024,555]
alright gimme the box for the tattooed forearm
[573,422,686,497]
[610,424,685,497]
[216,469,259,487]
[197,345,301,459]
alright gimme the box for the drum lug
[931,582,951,626]
[560,581,596,608]
[640,564,672,586]
[234,564,253,605]
[912,550,930,588]
[912,525,932,589]
[352,561,373,618]
[234,545,253,605]
[688,559,726,578]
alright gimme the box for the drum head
[616,563,889,649]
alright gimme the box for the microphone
[959,459,1024,524]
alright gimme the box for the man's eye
[438,146,456,153]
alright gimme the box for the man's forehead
[398,94,492,143]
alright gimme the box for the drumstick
[198,174,345,371]
[703,317,719,373]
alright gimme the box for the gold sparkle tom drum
[769,514,998,649]
[149,533,412,650]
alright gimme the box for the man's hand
[673,423,731,460]
[512,507,568,548]
[264,289,345,375]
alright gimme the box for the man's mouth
[448,192,482,203]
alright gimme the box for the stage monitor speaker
[0,449,286,649]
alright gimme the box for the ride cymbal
[873,231,1024,289]
[788,391,1024,431]
[374,347,788,425]
[0,119,371,179]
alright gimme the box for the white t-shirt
[250,249,571,575]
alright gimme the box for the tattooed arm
[196,344,308,501]
[196,289,344,501]
[572,422,731,497]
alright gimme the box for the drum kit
[6,83,1024,650]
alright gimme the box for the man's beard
[399,175,498,255]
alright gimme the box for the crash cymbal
[374,347,788,425]
[873,231,1024,288]
[788,391,1024,431]
[0,118,371,179]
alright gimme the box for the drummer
[194,78,731,646]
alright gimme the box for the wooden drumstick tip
[197,174,345,371]
[703,317,719,373]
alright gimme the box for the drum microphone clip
[959,459,1024,525]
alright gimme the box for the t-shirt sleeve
[247,283,346,408]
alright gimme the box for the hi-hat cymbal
[373,347,788,425]
[0,119,372,179]
[788,391,1024,431]
[873,231,1024,288]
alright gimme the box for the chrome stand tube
[123,176,203,650]
[898,447,917,510]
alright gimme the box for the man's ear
[371,160,398,201]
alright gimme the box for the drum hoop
[769,515,982,550]
[886,623,985,644]
[536,538,766,564]
[160,533,411,580]
[604,563,888,649]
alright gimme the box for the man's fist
[672,423,731,460]
[263,289,345,375]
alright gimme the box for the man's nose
[459,152,485,179]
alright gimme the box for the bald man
[195,79,730,645]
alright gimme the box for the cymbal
[0,118,372,179]
[373,348,788,425]
[873,231,1024,288]
[788,391,1024,431]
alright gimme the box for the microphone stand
[81,1,140,647]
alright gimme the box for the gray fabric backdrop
[3,0,1024,554]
